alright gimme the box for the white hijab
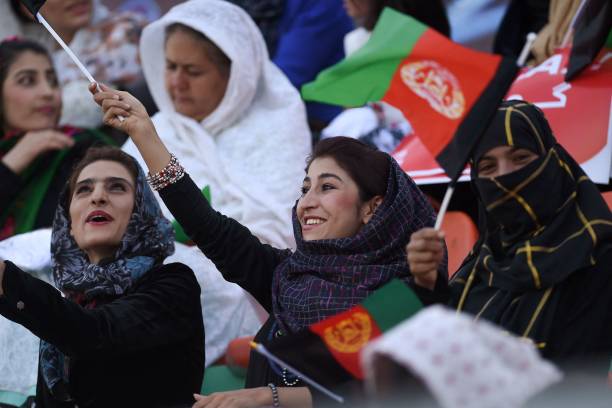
[124,0,311,248]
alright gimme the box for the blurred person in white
[122,0,311,363]
[321,0,450,153]
[0,0,149,128]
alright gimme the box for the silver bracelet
[146,153,185,191]
[267,383,280,408]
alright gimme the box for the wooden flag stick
[517,32,537,67]
[249,341,345,404]
[434,184,454,230]
[36,13,124,121]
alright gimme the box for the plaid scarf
[272,156,437,333]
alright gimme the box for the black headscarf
[449,100,612,356]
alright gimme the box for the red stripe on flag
[310,305,382,379]
[382,29,503,157]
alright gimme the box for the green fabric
[0,129,114,237]
[200,365,246,395]
[362,279,423,332]
[173,185,210,243]
[301,8,427,107]
[0,386,35,406]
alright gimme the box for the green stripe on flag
[301,8,427,107]
[606,29,612,48]
[362,279,423,332]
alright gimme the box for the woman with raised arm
[91,79,446,406]
[0,146,204,407]
[407,100,612,358]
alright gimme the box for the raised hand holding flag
[18,0,124,121]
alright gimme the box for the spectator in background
[271,0,354,131]
[322,0,450,153]
[493,0,550,59]
[0,38,113,241]
[443,0,510,52]
[3,0,150,129]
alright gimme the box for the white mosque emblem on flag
[400,60,466,120]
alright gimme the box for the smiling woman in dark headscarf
[0,146,204,407]
[408,100,612,359]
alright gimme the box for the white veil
[124,0,311,249]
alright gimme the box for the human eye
[47,72,59,88]
[513,150,536,163]
[321,183,336,191]
[165,61,177,71]
[477,160,496,176]
[109,181,127,192]
[300,185,310,196]
[75,185,91,195]
[186,67,203,77]
[17,74,35,86]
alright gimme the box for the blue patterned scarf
[272,156,438,333]
[40,159,175,400]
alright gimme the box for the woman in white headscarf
[121,0,311,366]
[123,0,311,249]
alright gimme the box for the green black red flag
[19,0,46,16]
[565,0,612,81]
[266,280,423,386]
[302,8,518,182]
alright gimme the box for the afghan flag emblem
[303,8,518,181]
[267,279,423,385]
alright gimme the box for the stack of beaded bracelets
[146,153,185,191]
[267,383,280,408]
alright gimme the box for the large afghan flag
[266,280,422,386]
[302,8,518,181]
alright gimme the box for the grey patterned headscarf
[40,158,175,400]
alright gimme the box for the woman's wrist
[255,386,273,406]
[1,151,31,175]
[414,271,438,290]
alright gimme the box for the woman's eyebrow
[76,177,133,187]
[318,173,343,182]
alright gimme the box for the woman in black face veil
[408,100,612,359]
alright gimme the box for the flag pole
[36,13,124,121]
[434,183,454,230]
[249,341,345,404]
[517,32,537,67]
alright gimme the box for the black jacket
[159,175,447,391]
[0,261,204,408]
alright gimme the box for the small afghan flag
[565,0,612,81]
[302,8,518,181]
[19,0,46,16]
[267,280,422,386]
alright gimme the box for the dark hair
[306,137,390,202]
[165,23,231,79]
[67,146,140,204]
[0,38,52,129]
[9,0,36,23]
[363,0,451,37]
